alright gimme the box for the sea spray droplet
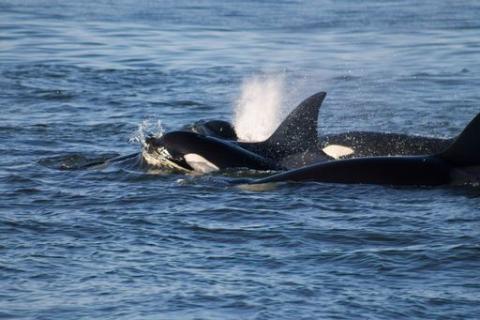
[129,119,165,147]
[232,72,323,142]
[233,73,286,142]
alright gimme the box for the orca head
[143,134,194,172]
[145,118,237,171]
[181,119,237,140]
[144,132,230,173]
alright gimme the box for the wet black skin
[252,155,452,186]
[250,111,480,186]
[185,120,452,159]
[180,120,237,140]
[142,91,458,173]
[146,132,282,171]
[319,132,452,158]
[170,120,452,170]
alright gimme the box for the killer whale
[143,91,452,172]
[249,112,480,186]
[320,132,451,159]
[143,92,329,172]
[181,119,238,140]
[182,120,452,159]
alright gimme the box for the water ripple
[1,1,480,319]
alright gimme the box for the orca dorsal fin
[439,112,480,166]
[263,91,326,152]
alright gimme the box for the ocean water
[1,1,480,319]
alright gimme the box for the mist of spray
[232,72,322,142]
[233,74,286,142]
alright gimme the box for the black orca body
[145,131,282,172]
[251,112,480,186]
[320,131,452,159]
[143,92,328,172]
[180,119,238,140]
[142,91,452,172]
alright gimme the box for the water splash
[233,73,286,142]
[232,72,323,142]
[129,119,165,147]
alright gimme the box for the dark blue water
[2,1,480,319]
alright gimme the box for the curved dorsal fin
[439,112,480,166]
[264,91,326,151]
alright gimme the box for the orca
[320,132,452,159]
[142,92,329,171]
[142,91,452,172]
[179,120,452,160]
[180,119,238,140]
[142,92,330,172]
[249,112,480,186]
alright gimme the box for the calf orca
[143,91,452,172]
[250,112,480,186]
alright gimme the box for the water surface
[1,1,480,319]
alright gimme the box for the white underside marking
[184,154,219,173]
[322,144,355,159]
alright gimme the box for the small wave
[0,311,15,319]
[129,119,165,148]
[38,152,119,170]
[36,89,75,101]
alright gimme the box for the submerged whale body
[143,91,452,172]
[250,112,480,186]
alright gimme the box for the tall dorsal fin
[439,112,480,166]
[264,91,326,151]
